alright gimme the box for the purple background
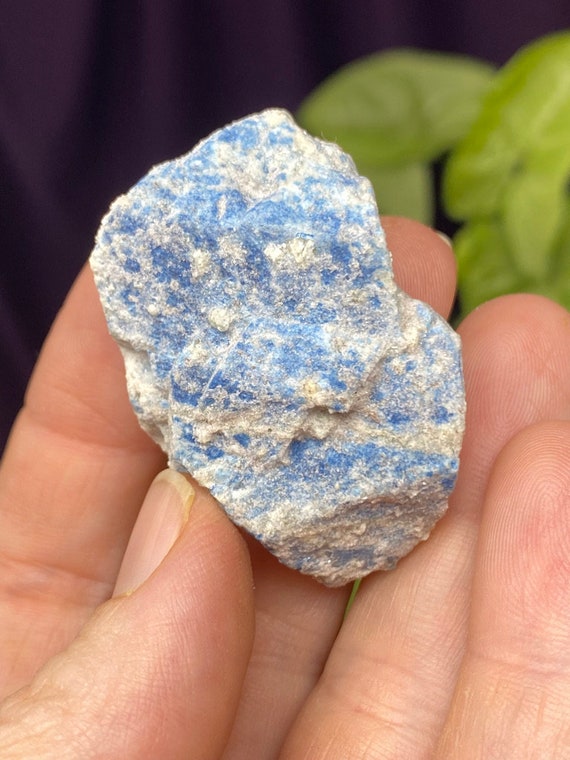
[1,1,569,448]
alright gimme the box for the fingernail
[113,470,194,596]
[436,230,453,248]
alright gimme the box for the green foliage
[298,35,570,318]
[454,220,524,314]
[444,32,570,312]
[344,578,361,617]
[361,162,433,223]
[298,49,495,224]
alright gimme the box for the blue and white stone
[91,109,465,586]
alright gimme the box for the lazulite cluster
[91,109,465,586]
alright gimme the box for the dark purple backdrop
[1,1,569,449]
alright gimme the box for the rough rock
[90,109,466,586]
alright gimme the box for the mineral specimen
[91,109,465,586]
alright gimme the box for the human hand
[0,218,568,758]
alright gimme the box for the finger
[281,295,570,759]
[454,295,570,517]
[0,471,254,759]
[221,540,349,759]
[386,216,457,319]
[221,218,459,758]
[436,421,570,758]
[0,265,166,696]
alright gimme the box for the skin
[0,216,568,758]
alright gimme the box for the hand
[0,218,568,758]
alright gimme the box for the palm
[0,218,569,758]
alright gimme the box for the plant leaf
[444,31,570,220]
[502,168,568,279]
[297,49,495,167]
[549,199,570,310]
[454,220,524,317]
[356,162,434,224]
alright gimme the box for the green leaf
[502,169,567,279]
[454,220,524,317]
[298,49,495,167]
[444,31,570,220]
[549,199,570,309]
[455,204,570,317]
[554,254,570,310]
[344,578,362,618]
[356,161,433,224]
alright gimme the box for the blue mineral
[91,109,466,586]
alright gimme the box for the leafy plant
[298,49,495,226]
[445,32,570,312]
[297,34,570,318]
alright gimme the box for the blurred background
[1,1,569,450]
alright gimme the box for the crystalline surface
[91,109,466,586]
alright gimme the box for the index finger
[0,265,165,696]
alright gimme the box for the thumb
[0,470,254,759]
